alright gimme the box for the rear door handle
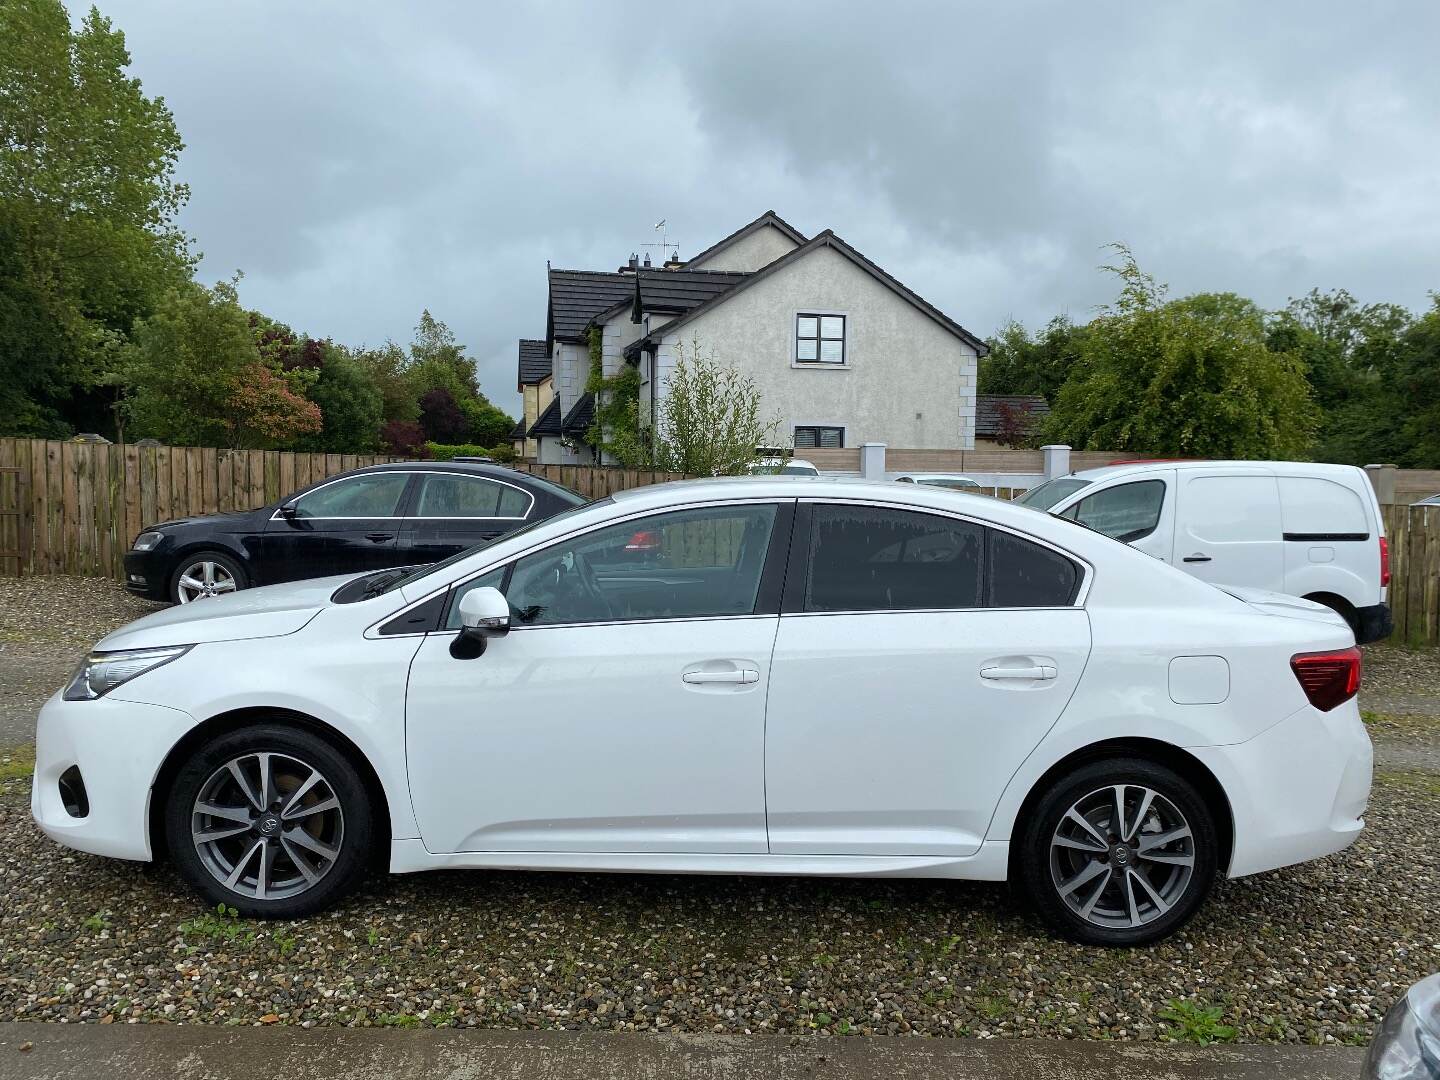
[683,669,759,685]
[365,533,394,543]
[1182,553,1212,563]
[980,664,1057,681]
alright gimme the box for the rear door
[260,471,411,583]
[400,471,535,564]
[1171,471,1283,590]
[764,502,1092,857]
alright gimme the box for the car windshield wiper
[360,565,425,599]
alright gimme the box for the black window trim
[779,497,1092,616]
[795,312,847,365]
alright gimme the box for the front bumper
[1355,602,1394,645]
[1191,698,1373,878]
[122,549,171,602]
[31,691,196,862]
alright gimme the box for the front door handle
[683,669,759,685]
[980,664,1057,681]
[366,533,394,543]
[1182,553,1212,563]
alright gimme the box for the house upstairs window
[796,314,846,363]
[795,426,844,449]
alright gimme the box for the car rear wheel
[1018,758,1217,946]
[164,724,373,918]
[170,551,247,604]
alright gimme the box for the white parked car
[1412,493,1440,508]
[747,458,819,476]
[1016,460,1392,644]
[892,473,982,491]
[34,477,1372,946]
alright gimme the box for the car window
[1063,479,1165,542]
[291,473,409,518]
[805,505,984,612]
[496,503,779,627]
[443,567,508,629]
[989,529,1080,606]
[415,474,531,518]
[1015,477,1091,510]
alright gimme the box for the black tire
[1017,758,1217,946]
[167,550,248,605]
[163,724,374,918]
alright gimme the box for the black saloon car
[123,462,586,604]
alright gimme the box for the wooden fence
[1383,503,1440,648]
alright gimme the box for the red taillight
[1290,647,1362,712]
[624,530,661,552]
[1379,536,1390,587]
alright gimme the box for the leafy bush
[426,442,517,463]
[381,420,429,458]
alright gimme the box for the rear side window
[1064,479,1165,542]
[1277,476,1369,538]
[415,474,531,518]
[989,530,1080,607]
[806,505,984,612]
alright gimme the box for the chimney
[663,248,683,270]
[618,253,640,273]
[642,252,652,267]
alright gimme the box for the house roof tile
[547,269,635,344]
[516,338,550,388]
[560,392,595,441]
[527,395,563,437]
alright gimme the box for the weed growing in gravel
[1159,999,1238,1045]
[271,930,297,956]
[1378,769,1440,796]
[375,1012,421,1028]
[179,904,255,947]
[366,928,381,948]
[0,746,36,783]
[81,911,110,934]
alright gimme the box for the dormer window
[796,314,846,364]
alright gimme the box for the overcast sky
[96,1,1440,412]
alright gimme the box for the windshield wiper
[360,565,425,599]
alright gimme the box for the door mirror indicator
[451,586,510,659]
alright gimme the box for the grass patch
[1362,710,1440,738]
[1376,769,1440,797]
[179,904,255,947]
[1159,999,1239,1046]
[0,745,36,783]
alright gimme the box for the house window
[796,313,846,364]
[794,425,844,449]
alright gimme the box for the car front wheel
[164,724,374,918]
[170,551,248,604]
[1018,758,1218,946]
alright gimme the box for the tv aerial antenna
[640,219,681,264]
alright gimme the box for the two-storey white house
[518,211,988,464]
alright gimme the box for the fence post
[1042,444,1071,480]
[859,442,887,480]
[1365,463,1398,506]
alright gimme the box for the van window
[1183,476,1281,543]
[1277,476,1369,538]
[1062,480,1165,542]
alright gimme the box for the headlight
[63,646,192,701]
[1365,972,1440,1079]
[132,531,165,551]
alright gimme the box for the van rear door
[1276,473,1381,608]
[1171,470,1284,590]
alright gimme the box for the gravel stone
[1,576,1438,1042]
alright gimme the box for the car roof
[355,460,540,482]
[1068,459,1366,483]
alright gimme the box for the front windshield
[373,497,607,596]
[1015,477,1091,511]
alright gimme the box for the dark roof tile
[560,392,595,441]
[516,338,550,388]
[547,270,635,344]
[527,395,563,437]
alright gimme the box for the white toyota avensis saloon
[33,477,1373,946]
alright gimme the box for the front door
[259,471,411,584]
[404,500,790,855]
[1171,471,1283,590]
[765,503,1092,856]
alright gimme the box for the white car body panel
[33,475,1371,895]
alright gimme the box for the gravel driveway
[1,576,1437,1044]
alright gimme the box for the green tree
[1396,296,1440,468]
[0,0,191,435]
[1043,247,1318,458]
[979,316,1086,400]
[294,344,384,453]
[652,340,782,475]
[406,310,512,444]
[125,279,257,446]
[353,341,420,423]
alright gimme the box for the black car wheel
[169,551,248,605]
[1018,758,1218,946]
[164,724,374,918]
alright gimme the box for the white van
[1016,460,1393,643]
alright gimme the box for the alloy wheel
[191,751,345,901]
[176,559,238,603]
[1048,784,1196,930]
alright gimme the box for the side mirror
[450,586,510,659]
[278,502,298,519]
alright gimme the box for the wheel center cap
[1111,844,1131,866]
[257,815,281,837]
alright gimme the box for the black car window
[805,505,984,612]
[415,474,532,518]
[503,503,778,626]
[292,473,408,519]
[988,529,1080,607]
[1063,479,1165,542]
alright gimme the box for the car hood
[1214,585,1351,629]
[96,574,359,650]
[144,507,270,532]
